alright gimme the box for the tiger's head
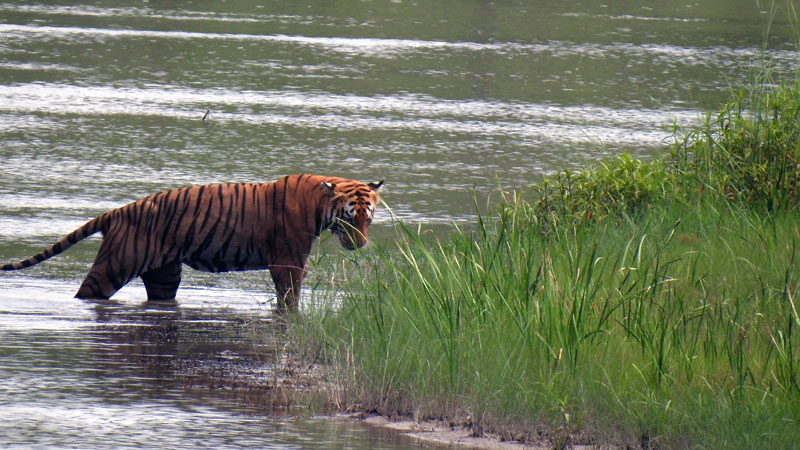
[321,179,383,250]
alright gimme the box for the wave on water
[0,82,693,148]
[1,22,796,65]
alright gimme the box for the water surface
[1,1,797,447]
[0,277,432,449]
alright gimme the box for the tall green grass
[291,82,800,448]
[301,201,799,448]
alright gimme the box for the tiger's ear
[321,181,343,200]
[368,180,384,192]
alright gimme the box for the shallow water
[0,277,431,449]
[1,1,798,447]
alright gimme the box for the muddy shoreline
[100,308,585,449]
[170,339,586,449]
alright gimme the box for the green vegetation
[293,82,800,448]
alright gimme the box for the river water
[1,1,797,448]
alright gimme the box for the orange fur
[1,174,383,312]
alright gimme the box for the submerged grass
[291,78,800,448]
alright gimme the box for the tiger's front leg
[269,264,306,313]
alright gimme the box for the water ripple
[1,23,795,65]
[0,83,693,147]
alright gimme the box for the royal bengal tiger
[1,174,383,312]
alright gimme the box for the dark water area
[1,0,798,447]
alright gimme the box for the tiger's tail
[1,215,106,271]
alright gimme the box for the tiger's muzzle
[336,214,370,250]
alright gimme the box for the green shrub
[671,83,800,211]
[530,82,800,232]
[530,154,676,229]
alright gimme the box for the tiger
[1,174,383,312]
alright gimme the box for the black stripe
[268,182,278,251]
[85,274,108,299]
[182,220,197,254]
[191,214,222,264]
[279,178,289,246]
[240,184,248,224]
[223,185,235,228]
[294,174,307,191]
[196,185,218,234]
[161,188,189,248]
[194,185,206,211]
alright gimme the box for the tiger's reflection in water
[88,300,322,412]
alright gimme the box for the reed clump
[294,82,800,448]
[671,83,800,212]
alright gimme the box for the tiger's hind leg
[76,266,123,300]
[141,262,183,301]
[75,257,138,300]
[75,231,145,301]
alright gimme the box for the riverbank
[354,414,584,450]
[288,80,800,449]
